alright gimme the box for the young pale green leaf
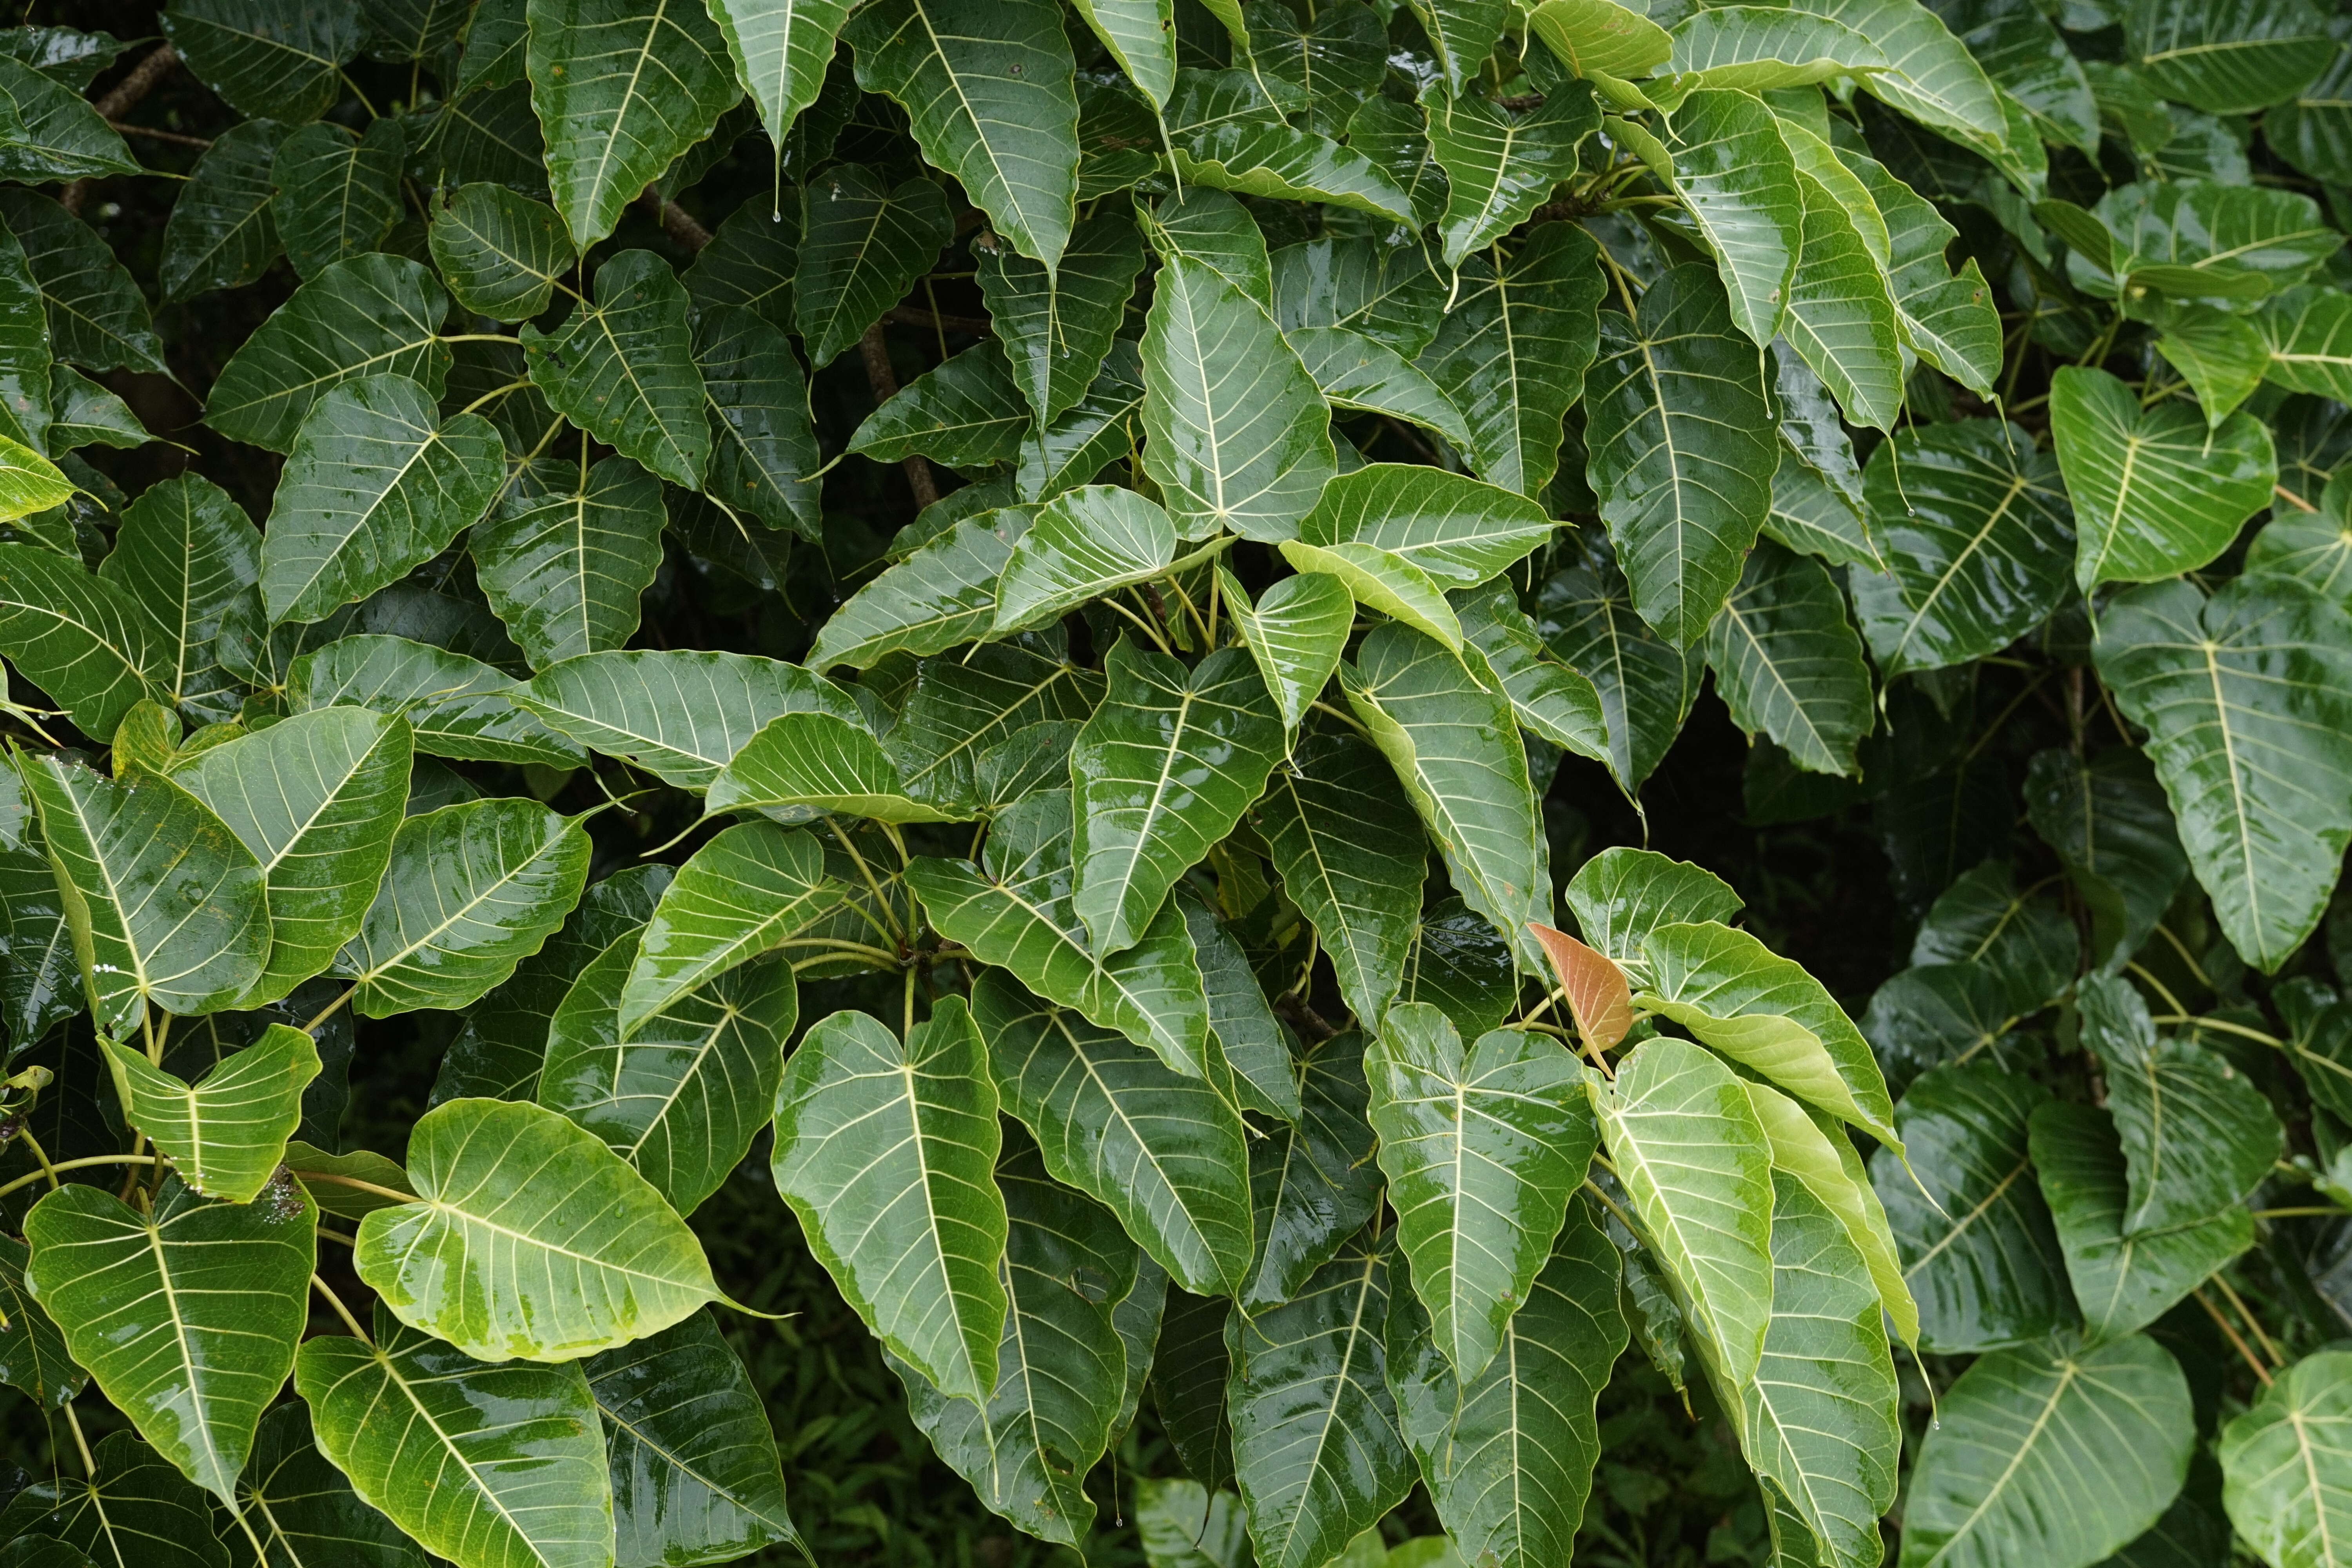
[1703,540,1872,777]
[0,1234,83,1411]
[2220,1348,2352,1568]
[523,249,708,487]
[1637,920,1900,1150]
[473,453,664,670]
[993,485,1178,633]
[1526,0,1673,80]
[1427,80,1600,267]
[707,709,968,824]
[1368,1002,1597,1381]
[1417,221,1605,499]
[773,1000,1007,1405]
[844,0,1079,271]
[236,1401,431,1568]
[0,543,161,740]
[2051,365,2276,592]
[706,0,857,153]
[1142,253,1336,544]
[1588,1035,1775,1383]
[160,0,358,122]
[296,1306,614,1568]
[696,303,823,540]
[1161,70,1416,223]
[1072,642,1286,955]
[588,1309,804,1565]
[1901,1334,2193,1568]
[1534,544,1701,791]
[0,189,167,375]
[427,182,575,321]
[1742,1079,1917,1349]
[1564,845,1742,961]
[2030,1100,2250,1345]
[518,647,864,789]
[25,1175,311,1503]
[621,820,839,1032]
[909,789,1212,1075]
[1345,621,1547,971]
[1661,89,1802,347]
[1586,263,1779,648]
[267,119,404,280]
[286,634,584,768]
[806,506,1036,670]
[848,339,1028,469]
[1301,464,1557,590]
[203,254,452,454]
[356,1096,723,1362]
[22,752,269,1038]
[1851,418,2073,677]
[335,795,592,1017]
[541,929,797,1214]
[1221,567,1351,733]
[977,968,1252,1300]
[260,374,504,626]
[1279,539,1463,650]
[794,165,954,368]
[1067,0,1175,104]
[1387,1200,1625,1568]
[980,203,1147,424]
[1668,5,1888,89]
[1871,1061,2073,1353]
[1283,327,1470,448]
[0,1429,227,1568]
[1250,723,1427,1027]
[526,0,740,245]
[102,1024,318,1203]
[1241,1027,1377,1306]
[1272,234,1447,358]
[1226,1239,1414,1568]
[2094,575,2352,972]
[95,474,256,724]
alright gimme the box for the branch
[637,185,711,252]
[64,43,179,214]
[858,322,939,509]
[886,303,993,335]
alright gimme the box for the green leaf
[102,1024,318,1203]
[1178,891,1298,1122]
[683,199,799,330]
[25,1175,311,1502]
[587,1309,802,1565]
[1526,0,1673,80]
[0,190,166,376]
[0,1234,83,1410]
[695,305,822,541]
[1221,567,1351,733]
[1147,187,1272,303]
[266,119,404,280]
[356,1095,722,1362]
[1402,897,1523,1040]
[893,1131,1132,1546]
[2030,1100,2250,1345]
[522,249,708,488]
[2086,179,2340,306]
[706,0,857,153]
[2051,366,2276,592]
[1417,221,1606,499]
[1387,1199,1624,1568]
[1345,621,1547,971]
[0,543,160,741]
[2258,285,2352,404]
[1225,1238,1415,1568]
[621,820,839,1032]
[526,0,740,245]
[335,795,593,1017]
[1587,262,1779,648]
[1778,160,1904,432]
[707,709,967,825]
[1279,538,1463,650]
[1251,723,1426,1027]
[806,506,1036,670]
[0,846,80,1048]
[849,339,1029,469]
[1837,147,2001,395]
[976,969,1254,1297]
[205,254,452,454]
[1142,253,1336,544]
[1073,641,1286,955]
[1161,70,1417,223]
[1703,541,1872,777]
[773,998,1006,1403]
[1154,1288,1238,1492]
[1786,0,2007,152]
[1301,463,1557,590]
[539,927,797,1214]
[2125,0,2332,116]
[981,204,1147,425]
[1138,1479,1250,1568]
[1368,1001,1595,1380]
[1871,1061,2073,1353]
[427,182,574,321]
[2220,1348,2352,1568]
[2094,575,2352,972]
[0,57,137,183]
[1285,327,1468,448]
[236,1401,429,1568]
[912,789,1212,1073]
[1636,920,1900,1149]
[518,647,864,789]
[2024,748,2187,973]
[993,485,1176,633]
[1534,543,1702,791]
[1909,861,2076,1016]
[296,1306,613,1568]
[1945,0,2096,156]
[844,0,1079,270]
[793,165,953,368]
[889,638,1106,811]
[1742,1079,1917,1349]
[1902,1334,2194,1568]
[1564,846,1743,963]
[0,223,49,457]
[1241,1027,1379,1305]
[1453,583,1610,765]
[0,1429,229,1568]
[21,752,269,1038]
[1067,0,1175,104]
[1272,235,1446,359]
[473,453,664,670]
[1661,89,1802,348]
[1019,338,1146,502]
[1851,418,2073,678]
[160,0,358,121]
[48,367,145,454]
[286,633,582,768]
[2246,472,2352,605]
[259,375,503,626]
[1667,6,1888,91]
[1588,1035,1775,1383]
[1427,80,1600,268]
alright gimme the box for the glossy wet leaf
[2051,366,2276,592]
[706,0,857,154]
[1161,70,1416,222]
[286,634,583,768]
[696,303,823,540]
[428,182,575,321]
[1660,89,1801,347]
[1428,80,1600,268]
[267,119,404,279]
[204,254,452,454]
[992,484,1177,633]
[236,1401,428,1568]
[95,474,254,725]
[1779,155,1905,432]
[0,190,166,376]
[523,249,708,488]
[1534,544,1702,791]
[2024,748,2187,973]
[2219,1347,2352,1568]
[806,506,1035,670]
[1221,567,1351,733]
[1285,326,1470,448]
[0,542,164,741]
[473,453,664,670]
[1301,464,1557,590]
[1272,235,1446,358]
[0,1428,230,1568]
[622,821,840,1031]
[981,204,1147,424]
[24,1174,311,1502]
[848,339,1027,469]
[1241,1027,1379,1307]
[1703,540,1871,777]
[0,1234,82,1410]
[793,165,953,368]
[518,647,864,790]
[1839,149,2001,395]
[103,1024,317,1203]
[160,0,358,122]
[296,1306,614,1568]
[0,56,136,184]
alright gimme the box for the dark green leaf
[268,119,405,279]
[2024,748,2187,973]
[160,0,358,121]
[0,1233,82,1410]
[428,182,575,321]
[848,339,1029,469]
[1243,1028,1379,1307]
[204,254,452,454]
[793,165,953,368]
[1534,542,1702,791]
[0,190,167,376]
[519,647,864,789]
[0,1429,229,1568]
[1221,567,1352,733]
[474,452,665,669]
[238,1401,428,1568]
[1272,235,1446,359]
[523,249,708,487]
[981,203,1147,424]
[695,303,822,541]
[622,821,839,1029]
[0,57,137,183]
[286,633,584,767]
[2051,366,2275,591]
[1703,539,1872,777]
[1427,80,1599,267]
[2125,0,2332,115]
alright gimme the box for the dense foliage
[7,0,2352,1564]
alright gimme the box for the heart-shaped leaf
[473,452,665,670]
[523,249,709,487]
[793,165,953,369]
[428,182,575,321]
[0,543,162,741]
[287,634,584,767]
[1221,567,1351,733]
[204,255,451,454]
[622,820,841,1032]
[993,485,1178,634]
[2052,366,2277,592]
[102,1024,318,1203]
[2220,1348,2352,1568]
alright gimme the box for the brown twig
[63,42,179,213]
[886,303,993,335]
[638,186,711,252]
[110,122,211,147]
[858,323,939,508]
